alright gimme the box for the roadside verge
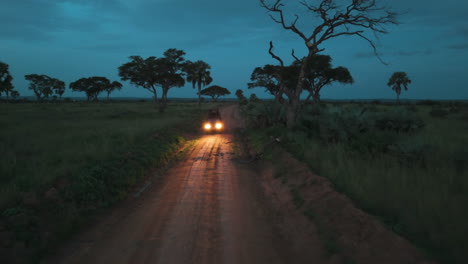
[234,130,437,264]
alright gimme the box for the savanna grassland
[0,101,216,262]
[241,100,468,264]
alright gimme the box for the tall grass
[1,101,219,262]
[0,102,213,208]
[243,101,468,263]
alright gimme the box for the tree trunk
[151,85,159,104]
[286,103,297,128]
[285,56,309,128]
[273,91,285,104]
[107,92,110,101]
[160,86,169,113]
[198,83,202,107]
[313,90,320,103]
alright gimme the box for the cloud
[395,50,432,56]
[451,27,468,39]
[354,49,433,59]
[0,0,127,42]
[354,52,375,59]
[447,43,468,50]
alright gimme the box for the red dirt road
[47,105,326,264]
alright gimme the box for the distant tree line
[0,49,232,109]
[118,48,229,112]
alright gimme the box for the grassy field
[0,101,216,262]
[241,100,468,264]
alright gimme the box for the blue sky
[1,0,467,100]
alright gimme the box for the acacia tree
[118,49,186,112]
[158,49,186,110]
[249,54,352,103]
[185,60,213,106]
[200,85,231,102]
[70,77,115,101]
[387,72,411,104]
[250,93,261,103]
[51,79,66,99]
[260,0,397,128]
[0,62,14,99]
[25,74,63,100]
[104,81,123,100]
[235,89,248,105]
[10,90,20,99]
[248,64,287,103]
[300,55,353,102]
[119,56,161,103]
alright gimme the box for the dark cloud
[354,52,375,59]
[452,27,468,39]
[354,49,433,59]
[447,43,468,50]
[395,50,432,56]
[0,0,127,42]
[0,0,59,41]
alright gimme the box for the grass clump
[241,101,468,264]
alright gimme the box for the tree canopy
[51,79,66,98]
[200,85,231,102]
[249,54,353,103]
[185,60,213,106]
[0,62,14,99]
[388,72,411,104]
[158,49,187,109]
[105,81,123,100]
[69,76,118,101]
[24,74,64,100]
[10,90,20,99]
[118,49,187,111]
[300,55,353,102]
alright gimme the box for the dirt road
[48,105,325,264]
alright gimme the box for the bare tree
[260,0,397,128]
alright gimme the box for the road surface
[48,105,324,264]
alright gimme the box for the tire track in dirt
[47,105,328,264]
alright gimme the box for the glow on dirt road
[49,106,291,264]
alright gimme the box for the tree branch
[356,32,388,65]
[261,0,308,42]
[291,49,301,62]
[268,41,284,67]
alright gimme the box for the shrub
[429,108,449,118]
[419,100,438,106]
[448,107,461,114]
[373,110,425,133]
[406,105,418,112]
[241,101,285,128]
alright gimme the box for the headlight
[204,123,212,130]
[215,122,223,129]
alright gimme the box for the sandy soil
[45,105,329,264]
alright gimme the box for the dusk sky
[1,0,467,100]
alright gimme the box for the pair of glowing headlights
[204,122,223,130]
